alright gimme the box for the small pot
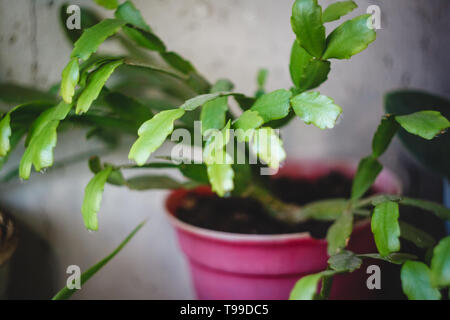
[165,159,401,300]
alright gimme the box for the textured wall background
[0,0,449,299]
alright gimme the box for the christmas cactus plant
[0,0,449,300]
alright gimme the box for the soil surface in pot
[176,171,375,238]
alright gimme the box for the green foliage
[115,0,151,31]
[371,201,400,257]
[180,92,229,111]
[289,270,335,300]
[162,52,195,75]
[326,209,353,255]
[60,58,80,104]
[371,116,399,157]
[291,0,325,58]
[121,25,166,52]
[60,4,102,44]
[207,163,234,197]
[0,83,56,104]
[76,59,123,114]
[323,14,376,60]
[430,236,450,287]
[129,109,185,166]
[401,261,441,300]
[250,127,286,169]
[351,156,382,200]
[126,175,185,190]
[94,0,119,10]
[0,113,11,157]
[395,111,450,140]
[328,250,362,272]
[322,1,357,23]
[71,19,126,61]
[400,197,450,221]
[290,91,342,129]
[399,221,436,249]
[385,90,450,178]
[301,199,348,221]
[250,89,292,122]
[81,166,113,231]
[201,97,228,134]
[289,40,330,91]
[358,252,417,265]
[19,102,72,179]
[233,110,264,137]
[53,221,145,300]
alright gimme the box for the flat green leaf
[207,163,234,197]
[0,83,56,104]
[250,127,286,169]
[0,128,26,172]
[233,110,264,142]
[180,92,229,111]
[233,110,264,131]
[351,156,382,200]
[210,79,234,93]
[358,252,417,265]
[114,0,151,31]
[107,168,126,186]
[250,89,292,123]
[76,59,123,114]
[201,97,228,134]
[129,109,185,166]
[0,113,11,157]
[384,90,450,178]
[371,201,400,257]
[94,0,118,10]
[369,194,402,206]
[400,197,450,220]
[430,236,450,287]
[78,56,119,88]
[301,198,348,221]
[289,41,330,92]
[161,52,195,75]
[401,261,441,300]
[291,91,342,129]
[122,25,166,53]
[395,111,450,140]
[372,116,399,157]
[329,250,362,272]
[60,58,80,104]
[0,102,53,157]
[399,221,436,249]
[19,102,72,179]
[126,175,183,190]
[322,1,357,23]
[257,68,268,89]
[71,19,126,60]
[289,270,335,300]
[179,163,209,184]
[52,221,145,300]
[104,91,153,123]
[326,209,353,255]
[291,0,326,58]
[88,156,102,174]
[60,4,102,44]
[323,14,376,60]
[81,166,113,231]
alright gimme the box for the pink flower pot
[165,160,401,300]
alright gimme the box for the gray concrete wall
[0,0,448,299]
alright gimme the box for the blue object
[444,179,450,234]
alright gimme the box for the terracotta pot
[165,159,401,299]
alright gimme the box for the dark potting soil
[175,171,375,238]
